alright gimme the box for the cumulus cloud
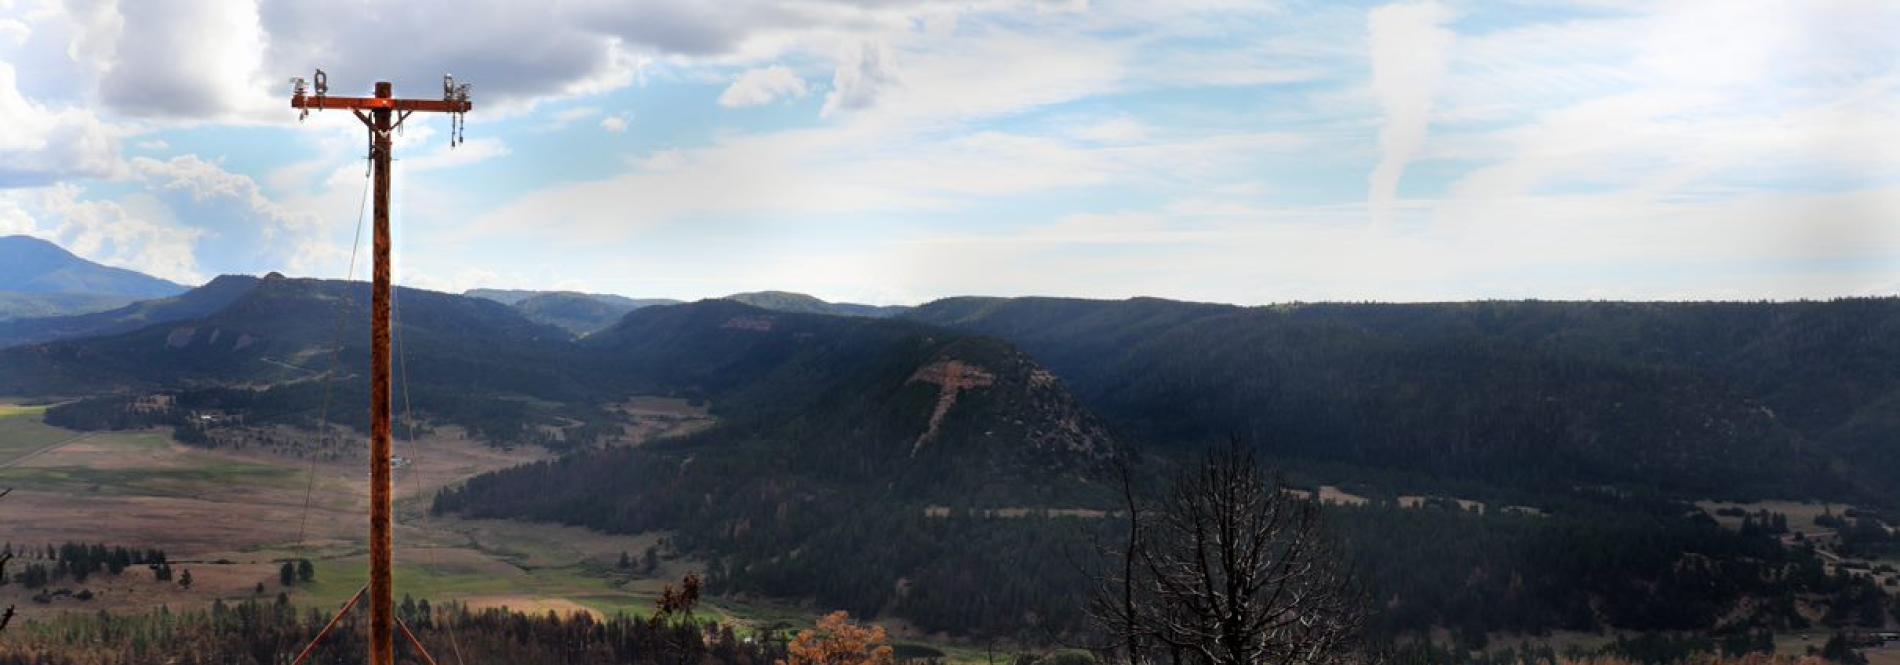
[247,0,965,116]
[93,0,271,118]
[131,154,319,245]
[599,113,630,133]
[1366,0,1453,228]
[718,66,809,108]
[0,63,120,187]
[823,41,901,117]
[1,186,205,283]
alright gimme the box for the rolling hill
[721,290,909,318]
[467,288,680,335]
[7,274,611,445]
[512,291,675,335]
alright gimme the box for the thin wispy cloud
[1366,0,1452,230]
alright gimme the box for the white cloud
[822,41,901,117]
[0,62,121,187]
[1365,0,1453,228]
[130,154,320,248]
[1,185,204,283]
[718,65,809,108]
[81,0,273,119]
[599,113,630,133]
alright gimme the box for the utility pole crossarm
[291,94,472,114]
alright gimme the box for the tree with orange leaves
[655,571,703,620]
[779,611,895,665]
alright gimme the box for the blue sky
[0,0,1896,305]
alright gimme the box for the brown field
[1865,646,1900,665]
[607,396,716,445]
[461,595,599,617]
[0,413,739,621]
[0,404,857,650]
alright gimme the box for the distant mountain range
[464,287,904,334]
[0,235,189,320]
[720,290,909,318]
[466,289,681,335]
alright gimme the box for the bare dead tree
[1090,443,1362,665]
[1084,454,1148,664]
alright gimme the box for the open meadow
[0,400,993,659]
[0,406,720,626]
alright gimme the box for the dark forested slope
[438,300,1117,633]
[907,297,1900,500]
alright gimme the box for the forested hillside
[721,291,909,318]
[0,275,260,348]
[907,297,1900,502]
[438,300,1119,634]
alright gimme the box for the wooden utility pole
[288,71,470,665]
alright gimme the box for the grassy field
[0,407,1030,664]
[0,410,957,658]
[0,403,48,419]
[0,408,79,461]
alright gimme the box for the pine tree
[178,569,193,590]
[279,561,296,587]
